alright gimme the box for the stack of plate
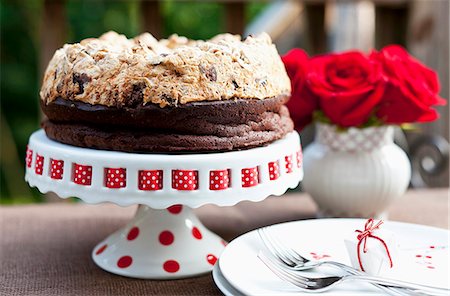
[213,219,449,295]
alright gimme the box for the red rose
[307,51,385,127]
[370,45,446,124]
[282,49,318,131]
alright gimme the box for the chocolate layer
[41,95,293,152]
[42,106,293,153]
[41,95,289,133]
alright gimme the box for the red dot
[167,204,183,214]
[159,230,175,245]
[427,266,435,269]
[127,227,139,241]
[95,244,107,255]
[117,256,133,268]
[192,227,202,240]
[416,254,422,258]
[163,260,180,273]
[207,254,217,265]
[430,246,435,249]
[426,255,432,259]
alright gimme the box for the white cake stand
[25,129,303,279]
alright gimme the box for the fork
[258,226,372,272]
[258,227,414,296]
[258,251,450,296]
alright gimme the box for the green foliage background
[0,0,267,204]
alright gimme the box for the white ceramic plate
[213,261,245,296]
[219,219,449,295]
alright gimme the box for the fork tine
[259,251,314,285]
[262,228,301,266]
[277,240,307,264]
[262,251,334,289]
[259,227,306,265]
[264,228,309,263]
[258,228,298,266]
[283,242,309,263]
[258,251,310,289]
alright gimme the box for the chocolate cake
[39,31,293,152]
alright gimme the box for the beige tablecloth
[0,189,448,295]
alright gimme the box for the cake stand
[25,129,303,279]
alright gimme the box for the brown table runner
[1,189,448,295]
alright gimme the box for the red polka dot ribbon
[105,168,126,188]
[73,163,92,185]
[50,159,64,180]
[268,161,280,180]
[355,219,393,272]
[209,169,230,190]
[26,147,33,168]
[241,167,258,187]
[296,149,303,168]
[172,170,198,190]
[138,170,163,191]
[285,155,293,173]
[35,154,44,175]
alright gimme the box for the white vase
[303,123,411,218]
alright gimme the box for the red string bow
[355,219,393,272]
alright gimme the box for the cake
[40,31,293,153]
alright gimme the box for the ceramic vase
[302,123,411,218]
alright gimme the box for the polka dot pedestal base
[25,130,303,279]
[92,205,225,279]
